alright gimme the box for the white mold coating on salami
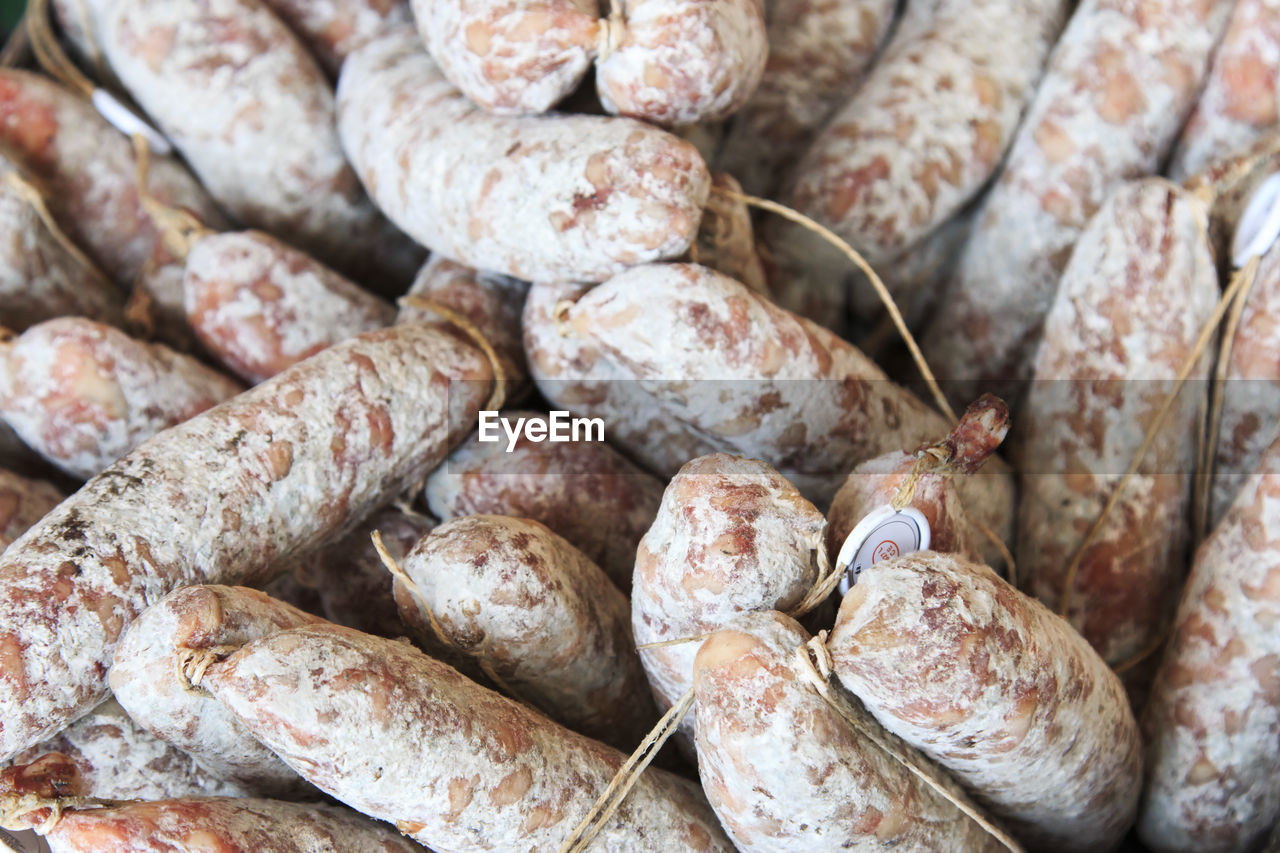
[0,70,226,288]
[595,0,768,126]
[828,550,1143,853]
[4,698,251,800]
[184,231,395,384]
[771,0,1066,319]
[1170,0,1280,180]
[337,29,709,283]
[1015,180,1217,677]
[40,797,427,853]
[0,468,62,554]
[1,318,243,480]
[693,611,1003,852]
[632,453,825,750]
[1139,435,1280,853]
[101,0,422,287]
[202,625,734,851]
[716,0,895,196]
[0,322,491,760]
[109,585,323,796]
[411,0,599,114]
[392,514,659,750]
[921,0,1235,399]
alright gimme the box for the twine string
[397,295,508,412]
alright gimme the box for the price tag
[1233,171,1280,267]
[835,505,930,595]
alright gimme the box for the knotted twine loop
[370,530,520,700]
[890,444,954,512]
[595,1,626,62]
[130,134,210,261]
[396,294,508,413]
[556,687,694,853]
[1,793,137,835]
[792,634,1025,853]
[1,170,112,292]
[175,644,241,695]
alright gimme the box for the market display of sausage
[0,0,1277,850]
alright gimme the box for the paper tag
[1233,171,1280,267]
[0,828,51,853]
[90,89,173,156]
[835,505,930,595]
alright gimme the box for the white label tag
[835,505,930,595]
[1233,171,1280,267]
[90,89,173,156]
[0,828,51,853]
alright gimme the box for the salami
[1170,0,1280,180]
[766,0,1067,323]
[336,29,709,283]
[1,787,426,853]
[4,699,250,800]
[184,231,395,384]
[694,610,1004,852]
[1138,434,1280,853]
[921,0,1234,401]
[0,70,226,288]
[594,0,768,125]
[558,262,948,503]
[1,317,243,479]
[633,453,827,752]
[390,514,659,750]
[523,279,719,479]
[828,550,1143,852]
[1014,180,1217,682]
[0,468,61,554]
[412,0,767,124]
[424,410,663,590]
[110,585,323,796]
[100,0,423,288]
[0,166,124,333]
[200,625,734,851]
[0,321,491,759]
[716,0,895,196]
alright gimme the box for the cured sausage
[336,29,709,283]
[1,317,242,479]
[199,624,735,851]
[101,0,423,288]
[424,410,662,590]
[0,322,491,759]
[1014,180,1216,686]
[109,585,323,796]
[1138,434,1280,853]
[390,514,659,749]
[828,550,1143,852]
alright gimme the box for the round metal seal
[835,505,931,595]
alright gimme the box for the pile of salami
[0,0,1278,850]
